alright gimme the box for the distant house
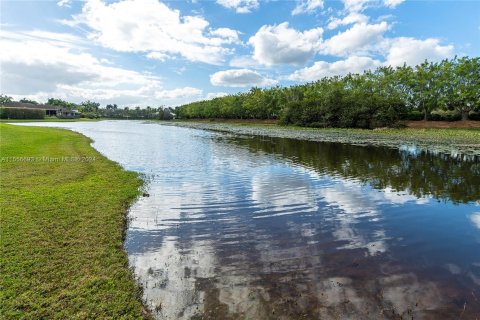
[57,108,81,118]
[3,102,81,118]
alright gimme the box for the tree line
[0,96,175,120]
[46,99,175,120]
[175,57,480,128]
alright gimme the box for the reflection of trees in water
[131,134,480,319]
[228,136,480,204]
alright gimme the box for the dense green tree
[47,98,77,109]
[441,57,480,120]
[19,98,39,104]
[0,95,13,105]
[408,61,442,121]
[80,100,100,113]
[175,57,479,127]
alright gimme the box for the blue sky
[1,0,479,107]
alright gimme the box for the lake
[16,121,480,319]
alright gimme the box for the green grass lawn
[0,124,148,319]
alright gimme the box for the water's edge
[161,121,480,157]
[10,121,480,319]
[9,122,154,318]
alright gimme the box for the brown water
[16,121,480,319]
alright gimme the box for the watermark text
[1,156,96,163]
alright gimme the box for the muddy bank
[161,121,480,157]
[406,120,480,129]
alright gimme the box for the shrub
[278,101,303,126]
[468,111,480,121]
[83,112,100,119]
[430,110,461,121]
[402,110,424,121]
[0,107,45,119]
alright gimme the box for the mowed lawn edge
[0,124,150,319]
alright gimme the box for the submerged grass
[0,124,148,319]
[167,120,480,155]
[287,126,480,145]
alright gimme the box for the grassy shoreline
[165,120,480,156]
[0,124,149,319]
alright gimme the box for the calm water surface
[17,121,480,319]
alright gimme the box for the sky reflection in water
[16,121,480,319]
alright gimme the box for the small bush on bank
[83,112,100,119]
[402,111,424,121]
[430,110,462,121]
[468,111,480,121]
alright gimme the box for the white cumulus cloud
[385,37,454,66]
[216,0,259,13]
[292,0,324,15]
[289,35,455,81]
[384,0,405,8]
[342,0,371,13]
[64,0,239,65]
[249,22,323,65]
[341,0,403,12]
[327,12,369,30]
[330,0,403,30]
[321,22,389,56]
[57,0,72,7]
[155,87,203,100]
[210,69,277,87]
[146,52,172,62]
[209,27,242,44]
[206,92,229,99]
[0,30,202,106]
[229,55,263,68]
[288,56,382,81]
